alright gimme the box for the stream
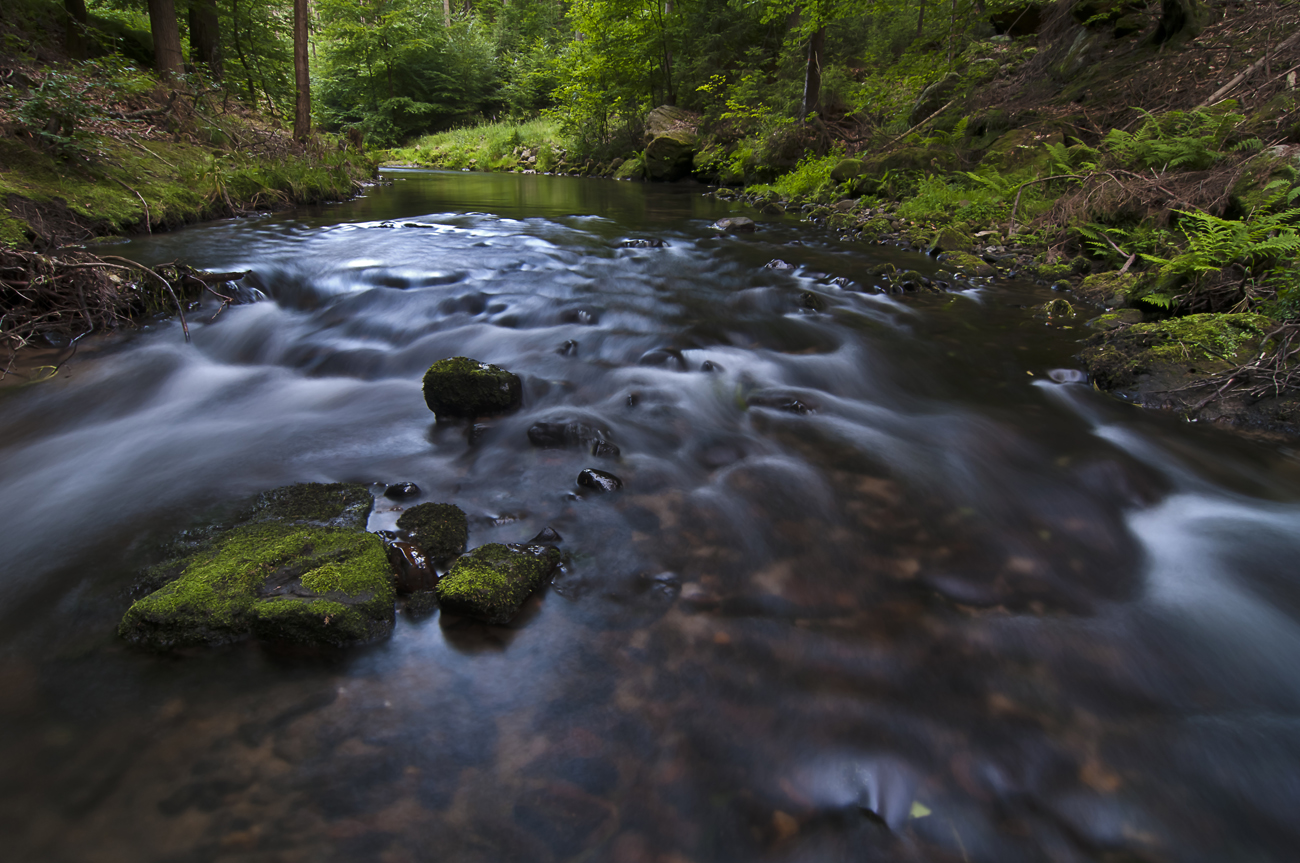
[3,169,1300,862]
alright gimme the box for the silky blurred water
[2,169,1300,862]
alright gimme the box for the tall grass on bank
[385,118,562,171]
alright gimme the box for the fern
[1145,208,1300,289]
[1103,105,1245,172]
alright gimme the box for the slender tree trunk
[916,0,925,39]
[661,0,675,106]
[444,0,451,25]
[147,0,184,79]
[189,0,222,81]
[294,0,311,141]
[800,25,825,122]
[231,0,257,103]
[64,0,88,61]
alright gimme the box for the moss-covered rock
[980,126,1063,172]
[246,481,373,528]
[1080,312,1270,392]
[436,542,561,625]
[614,157,645,180]
[1075,271,1139,307]
[830,158,867,182]
[938,251,997,277]
[421,356,522,418]
[119,522,395,650]
[644,131,698,181]
[930,226,974,253]
[395,502,468,562]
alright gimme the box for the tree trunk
[147,0,184,79]
[64,0,88,61]
[294,0,311,141]
[1152,0,1208,45]
[189,0,222,81]
[444,0,451,25]
[799,25,825,122]
[916,0,925,39]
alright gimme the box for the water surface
[2,169,1300,862]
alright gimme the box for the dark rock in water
[765,259,794,270]
[403,590,440,618]
[799,292,824,311]
[713,217,756,234]
[577,468,623,492]
[247,482,373,530]
[700,360,722,373]
[638,347,687,369]
[527,420,613,453]
[561,307,600,325]
[528,526,563,545]
[436,543,561,625]
[591,440,621,458]
[119,500,395,651]
[621,238,666,248]
[467,423,491,445]
[421,356,522,418]
[557,339,579,356]
[387,541,436,594]
[748,392,817,414]
[396,502,469,562]
[383,482,420,501]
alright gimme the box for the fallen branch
[1008,174,1087,235]
[99,255,190,342]
[1196,30,1300,109]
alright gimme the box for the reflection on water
[2,170,1300,862]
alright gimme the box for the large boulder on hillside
[830,159,867,182]
[422,356,522,418]
[979,126,1063,172]
[644,105,695,143]
[908,72,962,127]
[645,131,697,181]
[119,483,396,650]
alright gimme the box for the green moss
[1081,312,1271,391]
[1076,271,1139,306]
[614,156,645,180]
[421,356,522,418]
[119,522,394,650]
[938,251,996,277]
[247,481,373,528]
[436,542,561,625]
[395,502,468,561]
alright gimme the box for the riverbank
[0,54,378,376]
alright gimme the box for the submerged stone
[577,468,623,492]
[383,482,421,500]
[436,542,561,625]
[119,521,395,650]
[713,217,756,234]
[396,502,469,562]
[422,356,522,418]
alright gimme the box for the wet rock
[577,468,623,492]
[700,360,722,373]
[765,259,795,270]
[638,347,687,369]
[591,440,621,458]
[830,158,867,182]
[891,270,929,292]
[468,423,491,445]
[120,507,395,651]
[937,252,997,278]
[1075,270,1139,307]
[527,420,614,453]
[800,292,824,311]
[930,226,973,254]
[748,392,816,414]
[557,339,579,356]
[713,217,756,234]
[561,308,600,325]
[620,238,666,248]
[421,356,522,418]
[1088,309,1144,331]
[246,482,373,530]
[528,526,563,545]
[436,543,562,624]
[387,541,436,594]
[396,502,469,562]
[383,482,420,501]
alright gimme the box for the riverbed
[2,169,1299,862]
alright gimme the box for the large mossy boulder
[979,126,1063,172]
[435,542,561,625]
[645,131,698,181]
[120,483,395,650]
[908,72,962,127]
[396,502,468,562]
[1080,313,1270,393]
[830,158,867,183]
[422,356,522,418]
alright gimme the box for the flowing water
[3,170,1300,862]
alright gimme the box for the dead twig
[99,255,190,342]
